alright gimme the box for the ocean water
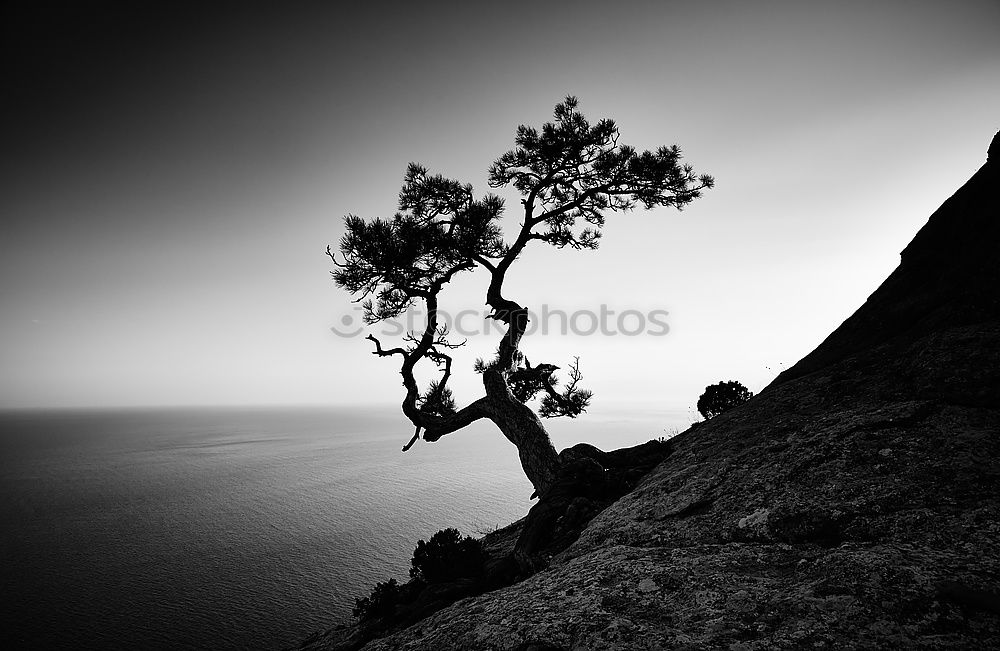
[0,405,682,650]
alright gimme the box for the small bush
[697,380,753,420]
[410,528,486,583]
[352,578,399,621]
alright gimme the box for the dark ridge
[775,130,1000,386]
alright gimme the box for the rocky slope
[315,132,1000,650]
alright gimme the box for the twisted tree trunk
[482,369,560,497]
[422,304,561,497]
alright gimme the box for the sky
[2,0,999,416]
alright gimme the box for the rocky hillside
[318,132,1000,650]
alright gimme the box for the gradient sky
[2,1,999,414]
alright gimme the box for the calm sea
[0,405,683,650]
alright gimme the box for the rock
[737,508,770,532]
[636,578,658,593]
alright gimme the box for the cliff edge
[327,132,1000,650]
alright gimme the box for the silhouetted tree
[331,97,713,497]
[409,528,486,584]
[697,380,753,420]
[352,578,399,621]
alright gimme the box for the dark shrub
[352,578,400,621]
[410,528,486,583]
[697,380,753,420]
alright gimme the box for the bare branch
[366,334,407,358]
[472,254,497,272]
[325,245,344,268]
[421,397,492,441]
[401,426,421,452]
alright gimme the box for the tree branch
[538,356,592,418]
[472,254,497,272]
[421,397,492,441]
[366,334,407,358]
[401,426,421,452]
[325,245,344,268]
